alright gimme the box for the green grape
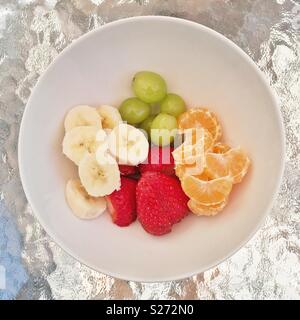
[119,97,150,125]
[151,103,161,115]
[160,93,186,117]
[150,113,178,146]
[132,71,167,104]
[139,115,156,139]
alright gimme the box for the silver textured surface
[0,0,299,300]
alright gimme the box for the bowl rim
[18,15,286,282]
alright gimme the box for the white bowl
[18,16,285,282]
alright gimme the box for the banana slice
[96,129,107,142]
[95,129,110,164]
[64,105,102,132]
[79,152,121,197]
[108,123,149,166]
[96,105,122,129]
[62,126,99,165]
[65,179,106,219]
[96,128,109,153]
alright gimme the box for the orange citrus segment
[172,143,203,164]
[188,199,227,216]
[182,176,233,205]
[224,147,250,184]
[194,171,210,181]
[213,142,231,154]
[183,128,214,151]
[178,108,222,142]
[175,161,204,180]
[203,129,214,151]
[204,152,229,179]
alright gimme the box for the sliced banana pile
[62,104,149,219]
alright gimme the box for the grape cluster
[119,71,186,146]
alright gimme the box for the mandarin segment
[213,142,231,154]
[182,176,233,205]
[202,128,214,151]
[175,161,204,180]
[172,142,204,165]
[183,128,214,152]
[193,171,210,181]
[204,152,229,179]
[178,108,222,142]
[188,199,227,216]
[208,110,222,142]
[224,147,250,184]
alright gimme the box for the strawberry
[136,172,189,235]
[119,164,138,176]
[106,177,137,227]
[139,146,175,175]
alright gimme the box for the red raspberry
[136,172,189,235]
[106,177,137,227]
[139,146,175,175]
[119,164,138,176]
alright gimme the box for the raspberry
[139,146,175,175]
[136,172,189,235]
[106,177,137,227]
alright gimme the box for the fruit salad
[62,71,250,236]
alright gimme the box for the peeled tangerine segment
[172,143,203,165]
[173,129,207,164]
[225,147,250,184]
[64,105,102,132]
[175,160,204,180]
[65,179,106,219]
[182,175,233,205]
[178,108,222,142]
[183,128,214,152]
[204,152,229,179]
[193,171,211,181]
[213,142,231,154]
[188,199,227,216]
[204,147,250,183]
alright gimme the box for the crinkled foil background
[0,0,299,300]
